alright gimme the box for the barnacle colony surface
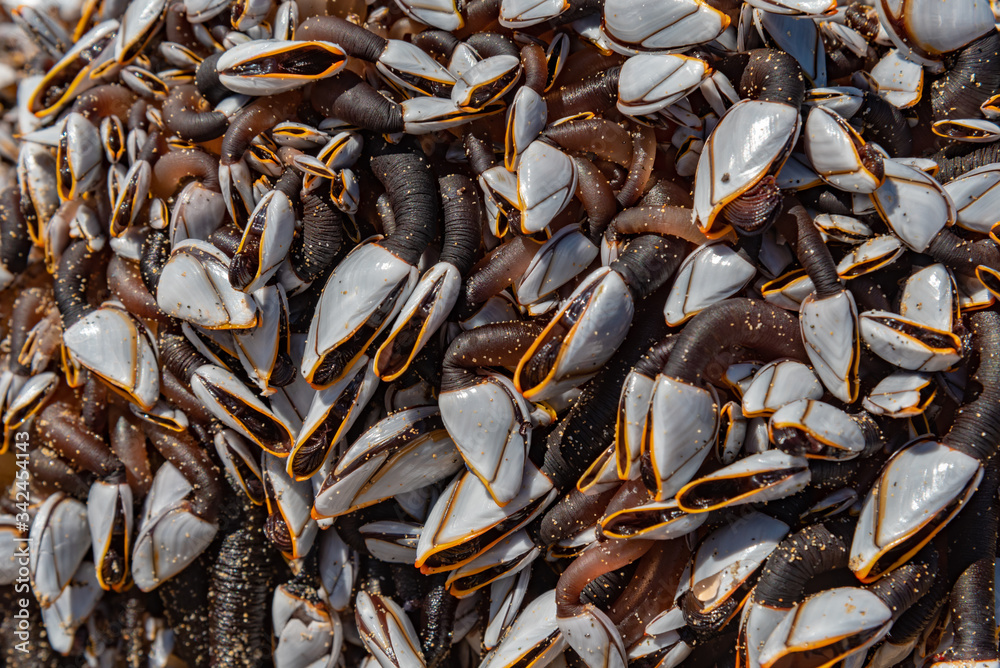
[2,0,1000,665]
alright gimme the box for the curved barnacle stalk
[290,188,344,284]
[287,355,378,480]
[208,493,274,668]
[759,548,938,668]
[694,50,804,238]
[414,460,555,574]
[162,85,228,143]
[555,537,654,668]
[110,412,153,499]
[738,520,852,668]
[850,311,1000,582]
[313,407,462,518]
[515,234,685,403]
[132,425,221,591]
[374,173,481,383]
[302,150,435,388]
[0,188,34,281]
[676,511,790,642]
[643,299,807,500]
[930,463,999,668]
[438,321,543,505]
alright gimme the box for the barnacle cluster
[2,0,1000,665]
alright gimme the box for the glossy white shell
[157,239,260,329]
[517,140,577,234]
[759,588,891,668]
[742,360,823,417]
[870,49,924,108]
[942,164,1000,234]
[62,306,160,410]
[678,511,789,612]
[440,373,533,506]
[863,371,933,417]
[302,242,417,385]
[694,100,800,233]
[899,263,955,331]
[799,290,858,403]
[804,106,881,193]
[664,242,756,326]
[480,590,567,668]
[850,439,981,578]
[875,0,993,64]
[646,376,719,500]
[602,0,729,52]
[859,310,962,372]
[871,158,955,252]
[617,54,711,117]
[132,463,217,591]
[516,226,598,305]
[770,399,866,457]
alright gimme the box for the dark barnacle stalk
[933,462,999,668]
[53,240,106,328]
[209,478,276,667]
[931,30,1000,122]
